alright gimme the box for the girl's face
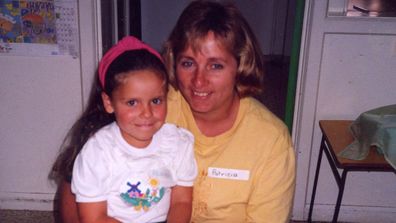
[175,32,238,118]
[102,70,167,148]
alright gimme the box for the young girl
[57,36,197,223]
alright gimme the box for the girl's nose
[141,105,153,118]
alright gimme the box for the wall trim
[0,192,55,211]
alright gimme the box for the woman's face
[175,32,238,118]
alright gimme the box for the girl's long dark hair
[49,50,168,183]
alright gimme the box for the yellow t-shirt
[166,88,296,223]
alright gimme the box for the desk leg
[307,137,326,223]
[332,170,347,223]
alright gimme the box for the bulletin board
[0,0,79,57]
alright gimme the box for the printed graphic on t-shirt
[120,178,165,211]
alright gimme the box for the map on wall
[0,0,79,57]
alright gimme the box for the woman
[163,1,295,222]
[52,1,295,222]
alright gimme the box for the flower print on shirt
[120,178,165,211]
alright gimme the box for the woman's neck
[193,95,240,137]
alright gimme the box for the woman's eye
[180,60,193,68]
[127,100,136,106]
[152,98,162,105]
[211,64,223,69]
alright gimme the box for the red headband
[98,36,162,88]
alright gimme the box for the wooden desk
[307,120,394,223]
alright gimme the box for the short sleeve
[71,137,110,202]
[174,128,198,187]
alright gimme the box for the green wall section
[284,0,305,132]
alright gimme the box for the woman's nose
[192,68,207,87]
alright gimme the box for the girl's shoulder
[159,123,194,144]
[82,122,118,151]
[155,123,194,154]
[91,122,118,140]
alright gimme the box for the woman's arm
[247,132,296,223]
[166,185,193,223]
[58,180,80,223]
[58,180,119,223]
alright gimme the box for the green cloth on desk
[338,104,396,170]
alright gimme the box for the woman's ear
[101,92,114,114]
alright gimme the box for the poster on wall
[0,0,79,57]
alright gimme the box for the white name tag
[208,167,250,181]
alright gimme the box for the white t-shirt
[72,122,197,223]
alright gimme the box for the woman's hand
[58,180,80,223]
[77,201,120,223]
[166,185,193,223]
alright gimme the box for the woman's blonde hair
[162,0,265,97]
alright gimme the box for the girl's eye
[152,98,162,105]
[127,100,137,106]
[210,63,223,70]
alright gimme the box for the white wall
[0,0,99,210]
[293,0,396,222]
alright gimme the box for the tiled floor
[0,210,57,223]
